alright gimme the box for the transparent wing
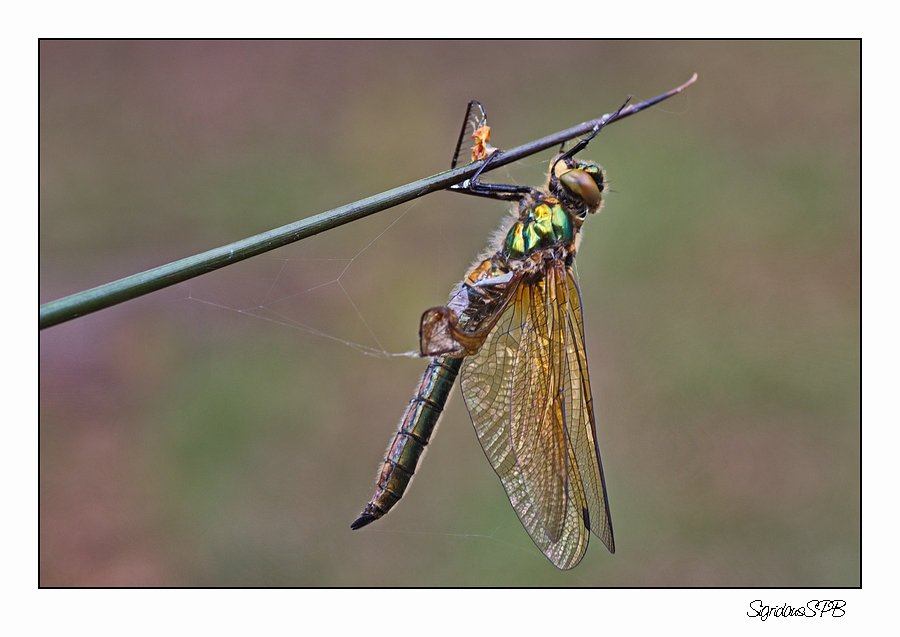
[559,264,615,554]
[459,262,613,569]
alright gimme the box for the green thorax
[504,198,575,259]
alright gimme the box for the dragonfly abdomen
[350,356,463,530]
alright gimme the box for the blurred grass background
[39,41,859,586]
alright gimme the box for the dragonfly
[351,77,696,569]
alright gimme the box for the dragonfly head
[550,156,607,216]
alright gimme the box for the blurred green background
[39,41,859,586]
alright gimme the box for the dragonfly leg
[550,97,633,174]
[450,151,540,202]
[450,100,489,169]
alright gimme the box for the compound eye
[559,168,602,209]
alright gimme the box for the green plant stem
[39,74,696,330]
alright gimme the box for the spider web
[182,202,423,358]
[178,156,551,360]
